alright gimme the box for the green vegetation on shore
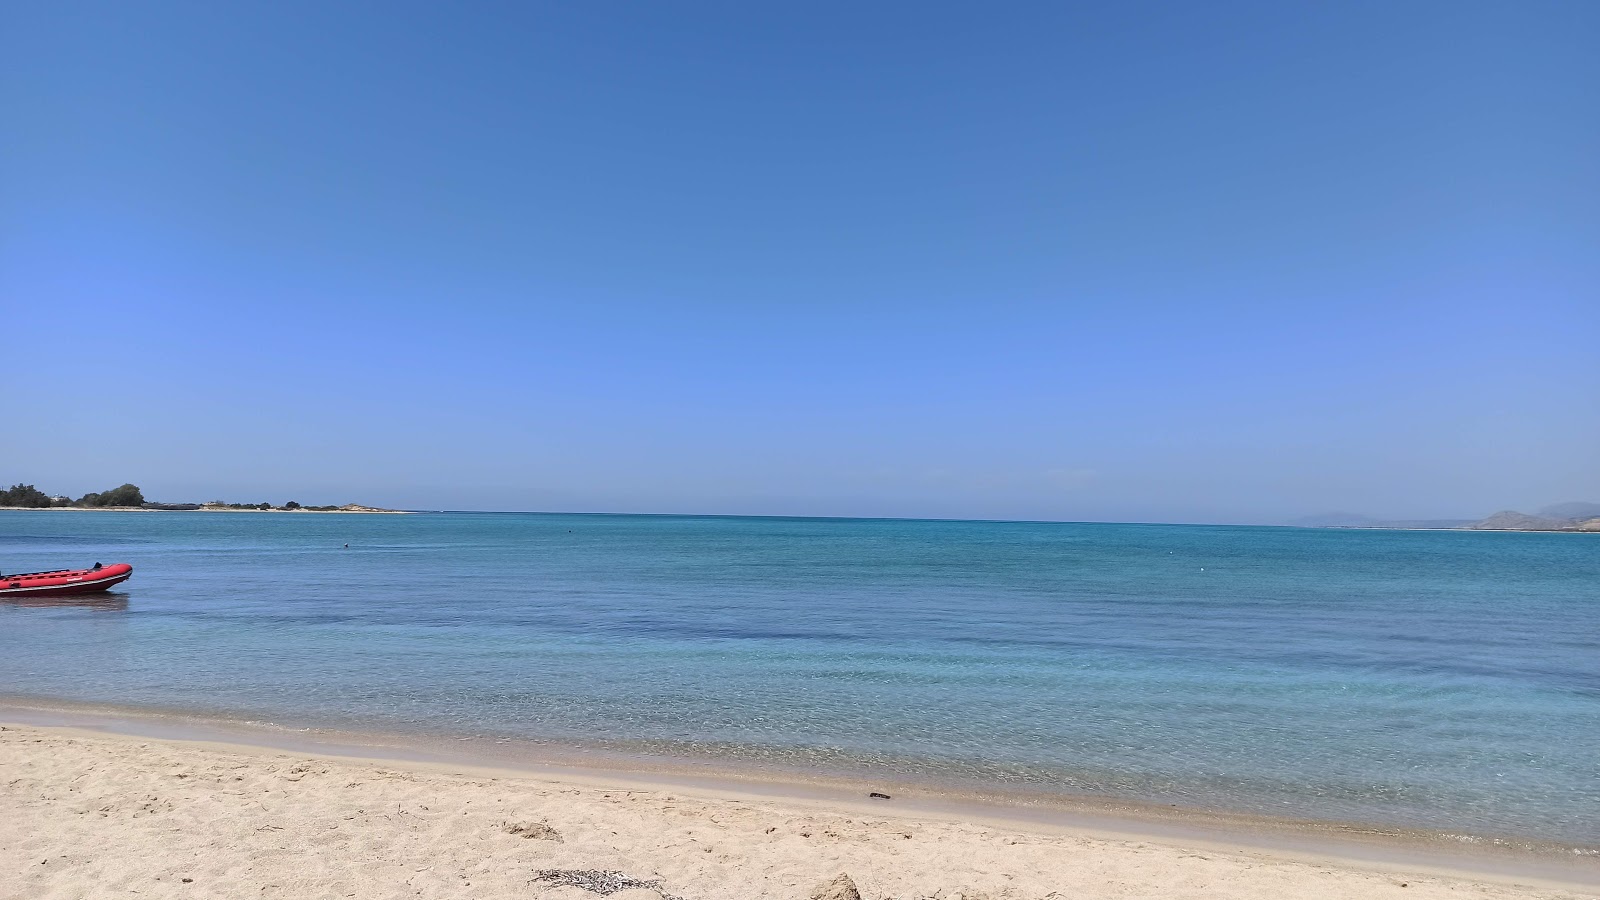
[0,483,397,512]
[196,500,351,512]
[0,483,144,508]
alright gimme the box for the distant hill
[1462,502,1600,532]
[1463,511,1567,531]
[1536,501,1600,522]
[1297,501,1599,533]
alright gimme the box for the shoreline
[6,505,1595,530]
[1309,525,1599,535]
[3,696,1595,892]
[0,505,411,514]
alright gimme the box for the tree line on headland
[0,483,144,508]
[0,483,358,512]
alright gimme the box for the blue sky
[4,1,1596,521]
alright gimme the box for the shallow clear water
[2,510,1597,843]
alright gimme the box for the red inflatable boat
[0,563,133,598]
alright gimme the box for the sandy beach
[3,722,1593,900]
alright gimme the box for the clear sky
[4,1,1597,522]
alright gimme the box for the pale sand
[1,725,1593,900]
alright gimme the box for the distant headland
[1294,501,1600,533]
[0,483,407,514]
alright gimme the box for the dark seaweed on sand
[534,869,685,900]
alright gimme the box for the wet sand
[3,702,1595,899]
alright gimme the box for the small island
[0,483,407,514]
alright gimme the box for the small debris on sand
[808,873,862,900]
[534,869,682,899]
[503,820,564,841]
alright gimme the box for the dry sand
[2,724,1593,900]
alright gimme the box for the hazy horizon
[7,478,1596,527]
[6,2,1597,524]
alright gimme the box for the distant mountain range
[1462,504,1600,532]
[1296,502,1600,532]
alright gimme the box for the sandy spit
[1,724,1592,900]
[0,505,410,514]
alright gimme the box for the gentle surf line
[4,695,1596,890]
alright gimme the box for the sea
[2,510,1597,847]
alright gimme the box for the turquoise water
[1,510,1597,844]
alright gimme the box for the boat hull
[1,564,133,598]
